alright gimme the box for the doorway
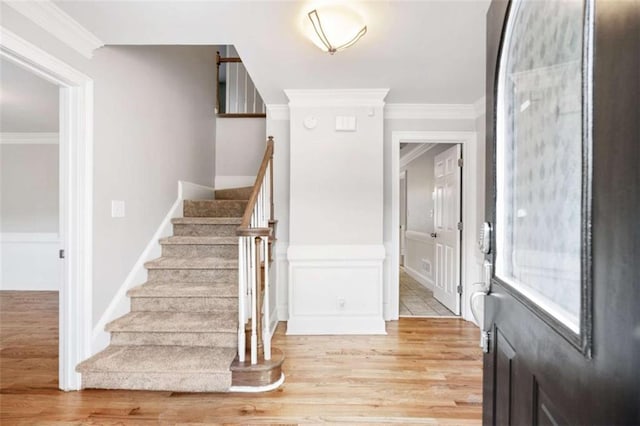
[1,29,93,391]
[398,142,460,317]
[389,131,480,322]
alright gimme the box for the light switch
[335,115,357,132]
[111,200,125,218]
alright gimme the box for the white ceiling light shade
[306,6,367,54]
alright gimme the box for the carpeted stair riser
[214,186,253,200]
[183,200,247,218]
[147,268,238,282]
[130,296,236,312]
[127,281,237,298]
[82,371,231,392]
[110,331,236,347]
[105,311,237,347]
[173,223,239,237]
[161,243,237,258]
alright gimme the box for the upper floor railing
[216,50,266,117]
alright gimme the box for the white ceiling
[0,58,59,132]
[56,0,489,105]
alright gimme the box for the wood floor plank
[0,291,482,424]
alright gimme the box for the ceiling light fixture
[307,7,367,55]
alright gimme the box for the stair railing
[237,136,275,365]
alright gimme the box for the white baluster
[237,236,245,362]
[262,178,267,226]
[243,66,248,113]
[253,85,257,114]
[250,236,257,365]
[262,236,271,360]
[234,63,239,114]
[245,237,251,316]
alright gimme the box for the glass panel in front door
[495,0,585,333]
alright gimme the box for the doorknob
[430,233,437,238]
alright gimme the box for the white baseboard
[0,233,60,291]
[90,181,215,354]
[214,175,256,190]
[403,264,434,290]
[287,245,386,335]
[286,316,386,335]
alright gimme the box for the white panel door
[433,145,462,314]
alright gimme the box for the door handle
[470,260,493,353]
[430,233,437,238]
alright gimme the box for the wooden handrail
[236,136,275,365]
[237,137,274,233]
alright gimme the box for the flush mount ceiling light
[307,6,367,54]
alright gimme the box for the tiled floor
[399,268,455,316]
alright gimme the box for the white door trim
[0,27,93,391]
[389,131,478,322]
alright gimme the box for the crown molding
[284,89,390,107]
[384,103,477,120]
[0,132,59,145]
[473,96,486,118]
[266,104,290,121]
[4,1,103,59]
[400,143,436,168]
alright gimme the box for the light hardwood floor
[0,291,482,424]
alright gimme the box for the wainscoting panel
[404,230,435,289]
[287,245,386,335]
[0,233,60,291]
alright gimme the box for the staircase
[77,139,283,392]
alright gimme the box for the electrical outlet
[337,297,346,309]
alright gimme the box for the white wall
[215,117,265,188]
[1,143,59,232]
[89,46,217,324]
[0,4,219,325]
[0,57,59,132]
[265,112,290,323]
[285,90,387,334]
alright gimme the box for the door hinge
[59,249,65,259]
[457,158,464,167]
[457,222,463,230]
[481,330,491,353]
[456,284,463,294]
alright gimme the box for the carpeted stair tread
[127,281,237,298]
[106,311,236,333]
[159,236,238,245]
[171,217,242,225]
[145,257,238,270]
[77,345,236,374]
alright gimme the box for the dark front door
[482,0,639,424]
